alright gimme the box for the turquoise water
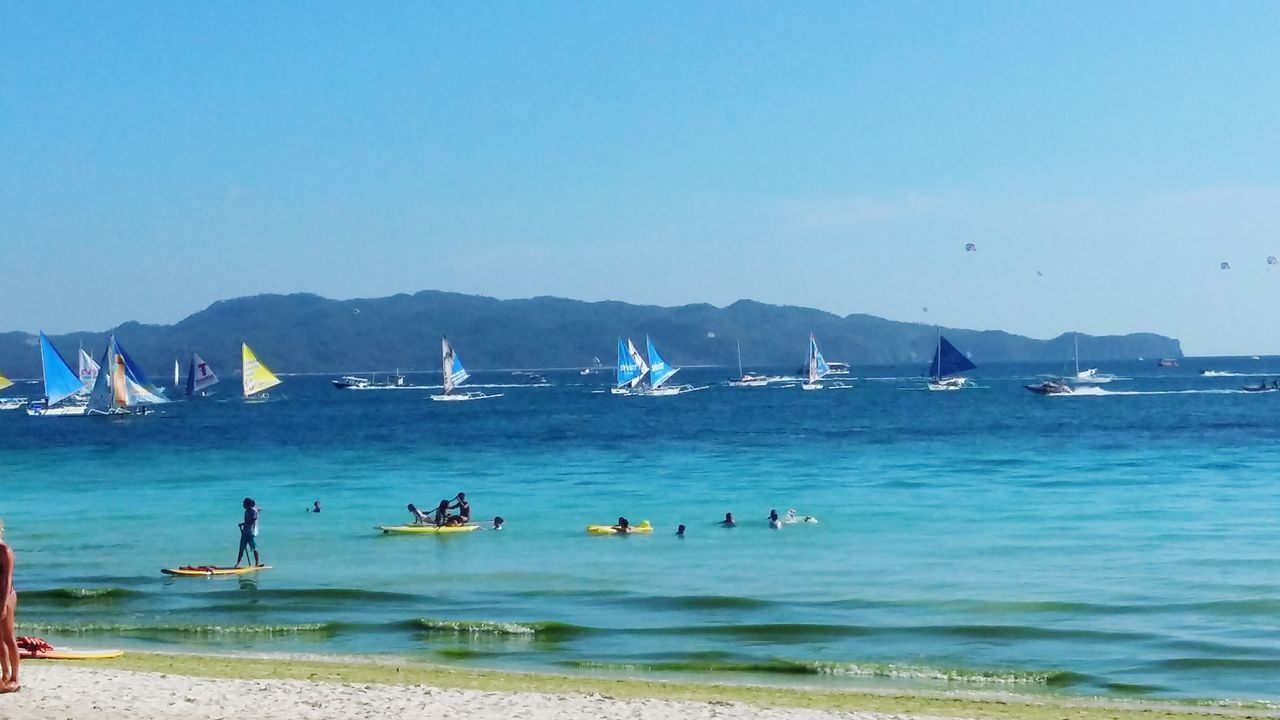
[2,361,1279,702]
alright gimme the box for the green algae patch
[95,652,1277,720]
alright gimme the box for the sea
[2,359,1279,705]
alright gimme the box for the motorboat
[1025,380,1073,396]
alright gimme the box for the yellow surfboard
[377,524,479,535]
[586,520,653,535]
[22,649,125,660]
[161,565,273,577]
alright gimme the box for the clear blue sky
[3,2,1279,355]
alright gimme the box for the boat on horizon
[801,334,831,391]
[925,330,976,391]
[185,353,219,397]
[332,370,410,390]
[1070,334,1117,384]
[0,372,24,410]
[26,332,91,416]
[1157,358,1179,368]
[611,338,648,395]
[242,343,284,402]
[727,340,773,387]
[635,336,703,396]
[430,337,502,401]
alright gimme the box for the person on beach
[0,519,20,693]
[236,498,262,567]
[449,493,471,524]
[407,504,432,525]
[612,517,632,535]
[721,512,736,527]
[768,509,782,529]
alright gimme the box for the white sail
[79,348,100,391]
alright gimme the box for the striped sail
[242,343,282,397]
[441,336,470,395]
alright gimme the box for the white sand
[1,664,956,720]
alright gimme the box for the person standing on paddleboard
[0,519,19,693]
[235,498,262,567]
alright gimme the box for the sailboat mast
[935,327,942,380]
[1074,333,1080,376]
[737,340,743,378]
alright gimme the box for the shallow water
[3,359,1279,702]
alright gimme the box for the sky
[3,2,1279,355]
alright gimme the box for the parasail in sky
[964,243,977,252]
[1268,256,1278,268]
[1220,262,1231,270]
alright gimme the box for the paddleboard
[586,521,653,535]
[21,649,125,660]
[161,565,272,577]
[377,524,479,534]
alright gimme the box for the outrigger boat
[926,330,976,391]
[27,332,90,416]
[332,370,410,390]
[241,343,284,402]
[184,353,219,397]
[86,336,170,416]
[635,336,704,396]
[430,337,502,401]
[801,334,829,391]
[611,337,648,395]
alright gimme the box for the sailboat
[172,359,180,391]
[611,338,649,395]
[800,334,830,391]
[638,336,704,396]
[926,331,977,391]
[242,343,283,401]
[430,336,502,401]
[86,336,170,415]
[1070,334,1116,384]
[185,353,219,397]
[727,340,771,387]
[26,332,90,416]
[78,347,100,392]
[0,373,23,410]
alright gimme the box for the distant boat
[611,338,648,395]
[26,332,90,417]
[242,343,283,400]
[173,359,180,390]
[0,373,23,411]
[728,340,770,387]
[580,355,604,375]
[638,336,702,396]
[332,371,408,390]
[78,347,100,391]
[1070,334,1116,384]
[430,337,502,401]
[1025,379,1073,396]
[1157,358,1179,368]
[801,334,829,391]
[86,336,170,415]
[926,330,977,391]
[185,353,219,396]
[826,361,851,376]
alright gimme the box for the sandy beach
[1,654,1275,720]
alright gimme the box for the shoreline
[4,651,1276,720]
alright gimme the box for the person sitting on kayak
[235,498,262,567]
[449,493,471,524]
[407,504,432,525]
[612,517,632,535]
[720,512,736,527]
[433,499,451,527]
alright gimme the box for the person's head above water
[493,516,504,528]
[617,517,629,527]
[769,509,779,520]
[243,497,255,509]
[724,512,734,522]
[677,524,686,536]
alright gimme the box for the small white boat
[825,361,850,376]
[27,333,95,417]
[727,341,773,387]
[1070,335,1116,384]
[430,337,502,401]
[0,397,27,411]
[1026,379,1073,396]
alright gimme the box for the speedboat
[826,361,850,375]
[1025,380,1072,396]
[1157,358,1179,368]
[332,376,371,389]
[727,373,771,388]
[1241,381,1278,393]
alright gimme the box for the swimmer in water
[492,516,504,531]
[676,524,686,538]
[768,509,782,530]
[310,501,321,514]
[721,512,736,528]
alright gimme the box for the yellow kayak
[22,648,125,660]
[586,520,653,535]
[161,565,273,577]
[377,524,480,535]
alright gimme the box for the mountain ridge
[0,290,1182,378]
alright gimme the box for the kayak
[586,520,653,535]
[377,524,480,535]
[21,649,125,660]
[161,565,273,577]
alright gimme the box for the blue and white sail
[185,353,219,396]
[441,336,470,395]
[807,334,830,384]
[646,336,679,389]
[38,332,84,407]
[615,337,648,389]
[111,336,170,406]
[79,348,100,391]
[928,335,977,380]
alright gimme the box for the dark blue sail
[930,336,977,379]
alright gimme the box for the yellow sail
[241,343,282,398]
[0,374,12,391]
